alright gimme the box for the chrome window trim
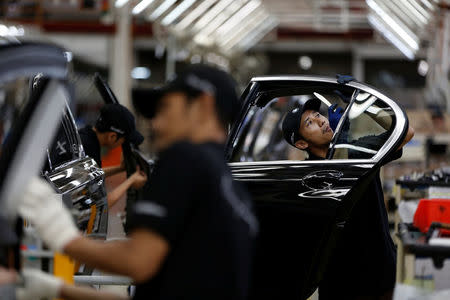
[229,159,374,167]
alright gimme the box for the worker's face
[295,109,333,150]
[150,92,196,152]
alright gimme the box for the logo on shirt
[134,202,167,218]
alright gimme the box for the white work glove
[17,177,81,252]
[16,269,63,300]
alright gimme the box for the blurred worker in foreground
[78,103,147,207]
[16,65,257,300]
[282,98,414,300]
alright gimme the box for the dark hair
[94,118,124,139]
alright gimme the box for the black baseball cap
[96,103,144,146]
[282,98,321,146]
[133,64,240,128]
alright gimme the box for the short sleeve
[127,144,200,244]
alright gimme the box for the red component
[413,199,450,235]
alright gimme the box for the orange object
[54,252,75,300]
[101,146,122,167]
[413,199,450,235]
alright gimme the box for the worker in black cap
[282,98,414,300]
[78,103,147,208]
[17,64,256,300]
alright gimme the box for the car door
[0,42,68,297]
[225,76,408,300]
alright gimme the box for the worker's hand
[16,269,63,300]
[328,104,343,131]
[131,165,147,190]
[0,267,17,285]
[17,177,81,252]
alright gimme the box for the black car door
[226,77,409,299]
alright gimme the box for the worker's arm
[65,228,169,283]
[103,165,125,177]
[17,177,166,283]
[60,282,129,300]
[103,153,126,177]
[396,125,414,150]
[107,166,147,207]
[363,107,415,151]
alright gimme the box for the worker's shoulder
[160,141,226,171]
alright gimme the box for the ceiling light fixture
[236,17,278,52]
[219,9,267,48]
[368,14,415,60]
[115,0,130,8]
[216,0,261,38]
[222,14,271,51]
[161,0,197,26]
[192,0,234,32]
[175,0,217,31]
[398,0,429,24]
[148,0,178,21]
[132,0,156,15]
[367,0,419,51]
[195,0,244,40]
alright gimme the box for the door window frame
[227,76,408,166]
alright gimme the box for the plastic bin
[413,199,450,235]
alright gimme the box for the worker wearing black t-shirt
[78,104,148,208]
[282,98,414,300]
[17,65,256,300]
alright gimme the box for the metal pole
[74,275,133,286]
[111,3,133,108]
[165,35,177,81]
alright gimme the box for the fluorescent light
[409,0,431,20]
[115,0,130,8]
[368,14,415,60]
[377,0,419,27]
[161,0,197,25]
[366,0,419,51]
[237,17,278,52]
[148,0,177,20]
[219,9,267,48]
[193,0,234,32]
[131,67,151,79]
[176,0,217,31]
[132,0,156,15]
[195,0,243,40]
[222,13,270,51]
[0,24,25,37]
[420,0,435,10]
[216,0,261,37]
[398,0,429,24]
[0,25,8,36]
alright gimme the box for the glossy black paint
[226,77,406,299]
[230,161,374,299]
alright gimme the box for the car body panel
[226,76,408,299]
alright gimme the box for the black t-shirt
[79,126,102,167]
[308,133,402,297]
[128,141,257,300]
